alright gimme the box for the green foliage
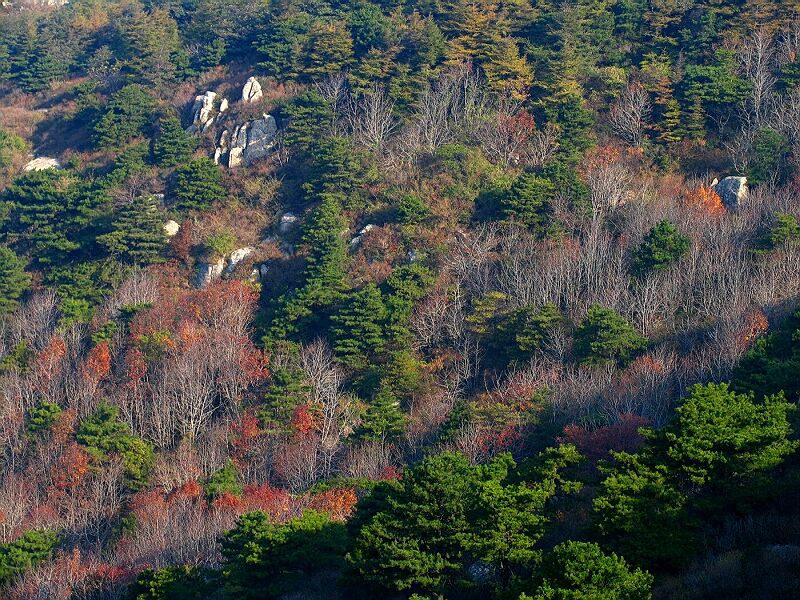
[77,402,154,490]
[767,213,800,248]
[125,565,217,600]
[499,303,566,363]
[270,194,348,338]
[523,541,653,599]
[354,385,406,442]
[27,401,62,436]
[222,510,347,599]
[259,342,310,432]
[283,92,334,156]
[93,84,156,149]
[0,340,33,373]
[346,448,581,596]
[397,194,431,225]
[0,246,30,316]
[0,127,28,169]
[204,230,237,257]
[2,169,111,267]
[501,172,555,235]
[544,93,595,164]
[733,308,800,402]
[574,305,647,367]
[595,383,798,568]
[169,158,225,212]
[305,136,365,202]
[632,220,690,276]
[332,284,387,369]
[16,47,68,93]
[152,113,197,167]
[98,195,167,265]
[0,529,58,586]
[749,128,793,186]
[205,460,242,500]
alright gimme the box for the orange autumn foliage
[308,488,358,521]
[83,342,111,382]
[684,184,726,217]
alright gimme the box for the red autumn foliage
[740,310,769,348]
[242,484,292,519]
[83,342,111,382]
[50,442,91,493]
[230,411,261,464]
[211,492,244,511]
[560,413,649,462]
[291,404,316,436]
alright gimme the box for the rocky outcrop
[164,220,181,237]
[242,77,263,103]
[187,91,228,133]
[24,157,61,172]
[217,114,278,168]
[194,248,259,286]
[712,176,748,210]
[226,247,254,273]
[279,212,299,233]
[350,224,375,246]
[195,258,225,288]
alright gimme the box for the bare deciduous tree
[609,83,652,146]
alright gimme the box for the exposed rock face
[222,114,277,167]
[188,91,228,133]
[226,247,254,273]
[24,157,61,171]
[350,224,375,246]
[279,212,299,233]
[242,77,263,103]
[195,258,225,288]
[164,220,181,237]
[712,176,748,210]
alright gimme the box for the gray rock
[226,247,255,273]
[188,91,219,133]
[242,77,263,103]
[24,157,61,171]
[225,114,277,167]
[164,220,181,237]
[350,224,375,246]
[260,263,270,278]
[279,212,299,233]
[712,176,748,210]
[195,258,225,288]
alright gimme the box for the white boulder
[24,157,61,172]
[188,91,222,133]
[279,212,299,233]
[242,77,263,103]
[164,220,181,237]
[195,258,225,288]
[226,247,255,273]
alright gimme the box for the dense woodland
[0,0,799,597]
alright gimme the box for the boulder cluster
[186,76,278,169]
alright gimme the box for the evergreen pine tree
[0,246,30,316]
[93,84,156,150]
[501,172,555,235]
[152,113,197,167]
[98,195,167,265]
[169,158,225,212]
[331,283,388,369]
[302,21,354,80]
[354,385,406,442]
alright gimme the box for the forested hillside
[1,0,799,597]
